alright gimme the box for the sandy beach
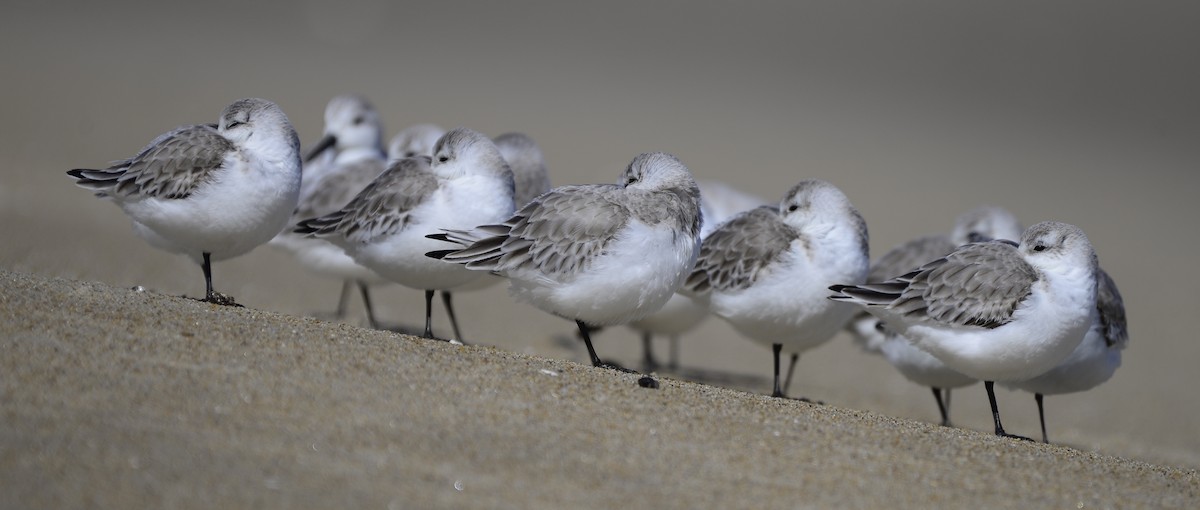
[2,270,1196,508]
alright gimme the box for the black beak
[304,134,337,163]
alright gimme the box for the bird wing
[430,184,630,277]
[294,157,438,245]
[684,206,797,293]
[889,241,1038,328]
[1094,267,1128,348]
[293,158,387,221]
[68,124,233,199]
[869,234,958,282]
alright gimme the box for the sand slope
[0,270,1195,509]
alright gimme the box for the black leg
[203,252,215,301]
[335,280,353,319]
[771,344,784,398]
[932,387,951,427]
[782,353,800,397]
[422,290,435,339]
[577,320,635,373]
[578,320,604,366]
[440,291,464,341]
[641,331,659,372]
[945,388,954,426]
[986,381,1031,440]
[1035,393,1050,444]
[357,281,378,329]
[199,252,239,306]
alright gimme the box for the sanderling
[1004,267,1127,443]
[848,205,1021,425]
[684,180,869,398]
[628,180,769,371]
[415,131,555,340]
[493,132,551,208]
[386,123,445,165]
[272,94,389,327]
[296,128,515,340]
[68,98,302,305]
[830,221,1099,438]
[425,152,702,371]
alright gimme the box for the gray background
[2,1,1197,467]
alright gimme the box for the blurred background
[2,1,1197,468]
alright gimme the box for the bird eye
[404,151,416,158]
[1033,244,1047,252]
[226,120,244,129]
[437,155,449,163]
[626,175,638,185]
[787,204,799,212]
[353,115,365,126]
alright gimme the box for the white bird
[387,123,445,165]
[1004,267,1127,443]
[272,94,388,326]
[628,180,769,371]
[684,180,869,398]
[847,205,1022,425]
[830,221,1099,438]
[417,131,556,340]
[296,128,516,339]
[68,98,302,305]
[426,152,702,371]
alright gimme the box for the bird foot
[199,292,242,307]
[596,361,639,374]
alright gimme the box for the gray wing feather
[436,184,630,277]
[295,158,438,244]
[832,241,1038,329]
[685,206,797,293]
[293,158,386,221]
[892,241,1038,328]
[1095,268,1128,348]
[869,234,957,282]
[69,124,232,199]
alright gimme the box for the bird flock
[67,95,1128,444]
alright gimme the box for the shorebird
[830,221,1099,438]
[426,152,702,371]
[68,98,302,306]
[685,179,869,398]
[296,128,515,340]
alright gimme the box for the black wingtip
[67,169,86,179]
[425,250,455,260]
[293,219,319,235]
[829,284,851,293]
[426,233,452,242]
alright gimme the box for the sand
[1,270,1196,509]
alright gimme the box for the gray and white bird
[830,221,1099,438]
[426,152,702,371]
[685,180,869,398]
[273,94,388,326]
[1004,267,1127,443]
[296,128,516,340]
[847,205,1022,426]
[387,123,445,165]
[68,98,302,305]
[627,179,769,372]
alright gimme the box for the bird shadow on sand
[549,331,771,390]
